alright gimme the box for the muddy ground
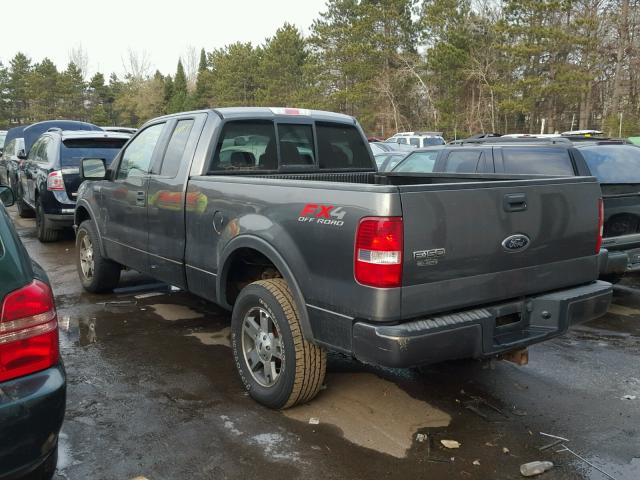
[9,209,640,479]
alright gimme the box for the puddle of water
[284,372,450,458]
[149,304,203,321]
[187,327,231,348]
[251,433,300,462]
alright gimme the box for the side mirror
[17,149,27,160]
[0,185,15,207]
[80,158,107,180]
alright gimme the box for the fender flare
[74,200,106,256]
[217,235,316,343]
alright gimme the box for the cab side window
[117,123,165,180]
[442,150,484,173]
[160,119,195,177]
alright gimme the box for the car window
[580,145,640,183]
[410,137,420,147]
[316,122,371,169]
[502,147,574,175]
[27,139,44,161]
[384,154,406,172]
[442,150,483,173]
[160,119,195,177]
[117,123,164,180]
[211,121,276,172]
[394,150,440,173]
[3,139,14,157]
[374,153,391,168]
[425,137,445,146]
[61,138,127,168]
[37,137,51,164]
[278,124,314,167]
[397,137,408,145]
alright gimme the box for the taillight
[355,217,403,288]
[47,170,65,191]
[596,197,604,253]
[0,280,59,382]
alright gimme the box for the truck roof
[145,107,356,126]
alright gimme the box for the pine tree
[194,48,213,108]
[167,60,188,113]
[57,62,86,119]
[27,58,59,121]
[8,52,32,124]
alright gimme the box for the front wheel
[76,220,121,292]
[231,278,326,409]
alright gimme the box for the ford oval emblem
[502,234,530,252]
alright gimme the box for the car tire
[16,185,35,218]
[231,278,326,409]
[76,220,121,293]
[35,198,60,242]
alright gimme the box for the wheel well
[224,248,281,305]
[75,206,91,226]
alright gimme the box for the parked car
[392,137,640,282]
[374,151,407,172]
[0,130,7,154]
[386,131,445,148]
[0,127,26,215]
[369,141,397,155]
[0,185,65,480]
[74,107,611,409]
[22,120,102,156]
[18,130,130,242]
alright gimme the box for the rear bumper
[45,213,74,228]
[352,281,612,368]
[0,364,66,480]
[599,247,640,277]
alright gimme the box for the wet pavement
[8,208,640,480]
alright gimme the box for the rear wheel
[76,220,121,292]
[35,198,59,242]
[16,184,34,218]
[231,278,326,409]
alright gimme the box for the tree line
[1,0,639,138]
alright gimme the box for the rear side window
[160,119,195,177]
[442,150,483,173]
[316,123,371,169]
[61,138,128,168]
[502,147,574,175]
[410,137,420,147]
[278,124,314,166]
[394,150,439,173]
[211,121,276,171]
[581,145,640,183]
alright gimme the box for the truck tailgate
[399,177,601,317]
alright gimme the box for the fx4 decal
[298,204,346,226]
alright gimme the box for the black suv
[392,137,640,281]
[0,185,65,480]
[17,130,130,242]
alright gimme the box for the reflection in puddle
[187,327,231,348]
[284,373,450,458]
[150,304,203,321]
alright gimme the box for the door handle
[503,193,527,212]
[136,190,146,206]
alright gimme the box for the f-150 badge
[413,248,445,266]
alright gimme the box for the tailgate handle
[504,193,527,212]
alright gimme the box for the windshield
[61,138,127,167]
[580,145,640,183]
[393,149,442,173]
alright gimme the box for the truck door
[146,114,206,287]
[101,122,166,273]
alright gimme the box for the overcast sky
[0,0,327,79]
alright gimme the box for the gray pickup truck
[74,108,612,408]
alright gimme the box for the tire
[35,199,60,242]
[16,184,35,218]
[76,220,121,293]
[231,278,326,409]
